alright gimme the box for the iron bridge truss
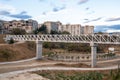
[5,34,120,44]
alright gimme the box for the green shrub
[35,71,103,80]
[109,68,120,80]
[43,52,54,57]
[11,28,26,35]
[8,38,14,44]
[26,41,36,50]
[0,50,11,60]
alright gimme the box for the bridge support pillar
[90,43,97,68]
[36,41,42,60]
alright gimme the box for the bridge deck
[5,34,120,44]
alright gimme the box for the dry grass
[0,34,36,62]
[0,34,6,44]
[54,63,90,68]
[0,34,120,62]
[0,42,36,62]
[33,69,120,80]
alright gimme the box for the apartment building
[3,19,38,33]
[0,20,4,34]
[61,24,82,35]
[41,21,94,35]
[43,21,61,33]
[84,25,94,34]
[61,25,94,35]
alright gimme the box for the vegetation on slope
[33,68,120,80]
[0,34,119,62]
[0,34,6,44]
[43,42,120,53]
[0,42,36,62]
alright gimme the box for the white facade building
[0,20,4,34]
[41,21,94,35]
[60,24,82,35]
[84,25,94,34]
[43,21,61,33]
[3,19,38,33]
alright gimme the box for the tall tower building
[61,24,82,35]
[44,21,61,33]
[0,20,4,34]
[84,25,94,34]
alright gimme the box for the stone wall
[48,52,116,62]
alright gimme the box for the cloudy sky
[0,0,120,32]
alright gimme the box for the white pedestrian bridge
[5,34,120,67]
[5,34,120,44]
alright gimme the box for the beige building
[3,19,38,33]
[60,24,94,35]
[83,25,94,34]
[43,21,61,33]
[41,21,94,35]
[60,24,82,35]
[0,20,4,34]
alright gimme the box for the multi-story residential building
[56,21,62,33]
[43,21,61,33]
[81,26,84,34]
[41,21,94,35]
[3,19,38,33]
[61,24,82,35]
[0,20,4,34]
[83,25,94,34]
[27,19,38,32]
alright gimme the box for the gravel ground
[0,72,49,80]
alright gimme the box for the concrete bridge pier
[90,43,97,68]
[36,41,43,60]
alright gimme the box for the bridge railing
[5,34,120,44]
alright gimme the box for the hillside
[0,42,36,62]
[0,34,119,62]
[0,34,6,44]
[0,34,36,62]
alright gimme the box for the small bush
[11,28,26,35]
[109,68,120,80]
[34,71,103,80]
[26,41,36,50]
[8,38,14,44]
[0,50,11,61]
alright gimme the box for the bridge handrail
[5,34,120,44]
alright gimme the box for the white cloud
[106,30,120,33]
[78,0,89,4]
[0,3,16,13]
[84,17,102,23]
[106,17,120,22]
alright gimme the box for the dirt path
[0,57,120,74]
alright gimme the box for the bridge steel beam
[36,41,42,59]
[90,43,97,68]
[5,34,120,44]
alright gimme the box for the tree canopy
[33,24,48,34]
[11,28,26,35]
